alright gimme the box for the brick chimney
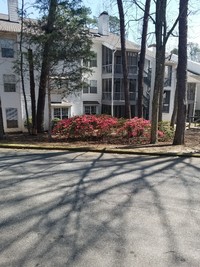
[8,0,18,22]
[98,11,109,36]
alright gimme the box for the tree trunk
[170,84,178,129]
[28,48,37,135]
[47,76,52,141]
[173,0,188,145]
[158,83,164,122]
[138,0,151,118]
[0,97,5,140]
[37,0,57,132]
[20,0,30,134]
[117,0,131,119]
[150,0,167,143]
[150,49,165,143]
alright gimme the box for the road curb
[0,143,200,158]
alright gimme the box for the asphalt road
[0,149,200,267]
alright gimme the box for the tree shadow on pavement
[0,150,200,266]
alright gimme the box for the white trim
[51,103,72,107]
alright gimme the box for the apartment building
[0,0,22,132]
[160,54,200,121]
[1,0,200,133]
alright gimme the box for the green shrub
[51,118,61,129]
[158,121,174,141]
[24,117,32,129]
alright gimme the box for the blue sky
[1,0,101,17]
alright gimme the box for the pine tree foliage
[21,0,94,132]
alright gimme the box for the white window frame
[3,74,16,92]
[162,90,170,113]
[6,108,18,128]
[84,105,97,115]
[53,107,69,120]
[90,80,97,93]
[90,53,97,67]
[83,80,97,94]
[0,39,15,58]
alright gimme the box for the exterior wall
[148,58,177,122]
[0,32,23,132]
[101,46,140,117]
[170,54,200,118]
[82,41,102,114]
[51,92,82,117]
[143,53,155,119]
[195,84,200,112]
[162,64,177,121]
[146,51,156,120]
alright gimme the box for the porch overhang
[51,102,72,107]
[83,101,100,105]
[187,72,200,83]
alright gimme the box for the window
[116,55,122,64]
[127,52,138,66]
[83,79,89,93]
[83,86,89,93]
[127,52,138,74]
[129,79,136,100]
[187,83,195,101]
[90,53,97,67]
[102,104,111,115]
[53,107,68,119]
[164,65,172,87]
[83,54,97,67]
[114,79,121,100]
[162,90,170,113]
[102,79,112,100]
[115,55,122,73]
[6,108,18,128]
[0,39,14,58]
[84,106,97,115]
[83,80,97,94]
[102,46,112,65]
[90,80,97,93]
[3,74,16,92]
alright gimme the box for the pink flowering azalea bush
[52,115,169,143]
[116,117,151,143]
[52,114,118,140]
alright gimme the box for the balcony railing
[102,64,112,74]
[102,92,136,101]
[164,78,171,87]
[143,69,151,87]
[102,64,138,75]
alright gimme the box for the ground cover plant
[52,115,172,144]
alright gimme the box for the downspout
[111,49,117,117]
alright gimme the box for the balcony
[102,92,136,101]
[164,78,171,87]
[143,69,152,87]
[102,64,112,74]
[102,64,138,75]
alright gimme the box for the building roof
[0,13,9,20]
[0,13,153,57]
[170,54,200,75]
[0,18,140,53]
[188,72,200,83]
[0,15,20,33]
[90,29,140,52]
